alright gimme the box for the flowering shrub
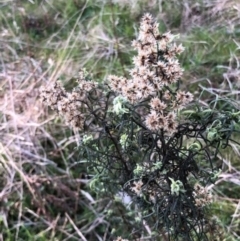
[40,14,240,241]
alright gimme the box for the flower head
[150,97,167,112]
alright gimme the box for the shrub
[40,13,240,241]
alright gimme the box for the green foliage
[181,29,237,75]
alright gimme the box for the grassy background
[0,0,240,240]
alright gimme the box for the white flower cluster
[108,13,193,136]
[40,70,97,130]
